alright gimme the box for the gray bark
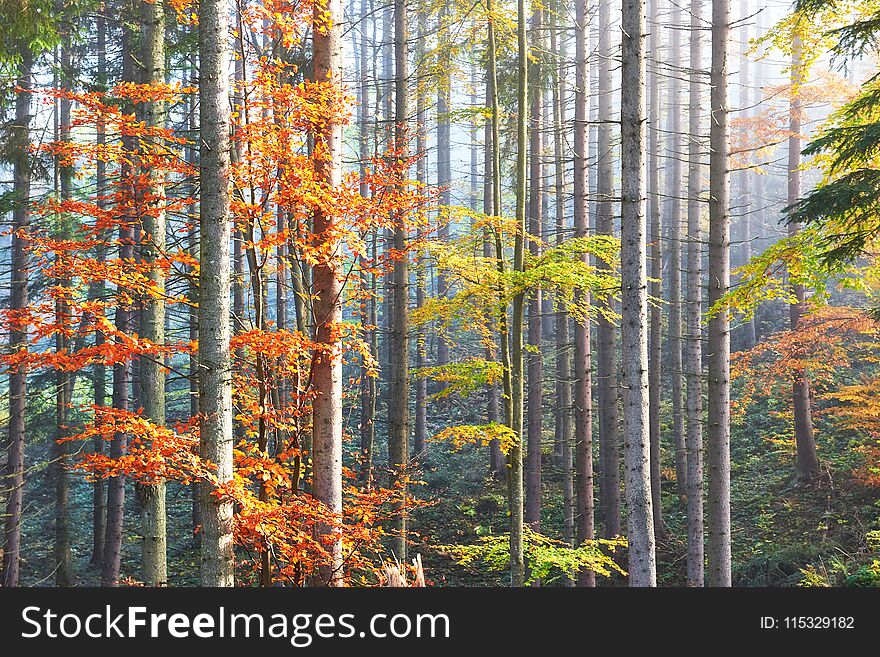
[647,0,668,541]
[1,46,31,588]
[388,0,410,563]
[102,21,138,587]
[54,38,73,588]
[736,0,757,348]
[199,0,235,587]
[359,0,378,484]
[139,0,168,587]
[707,0,733,587]
[685,0,705,587]
[552,0,575,573]
[525,4,543,533]
[509,0,528,586]
[435,1,451,383]
[666,1,687,502]
[621,0,657,586]
[573,0,596,588]
[90,11,108,569]
[596,0,621,538]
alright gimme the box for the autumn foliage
[0,5,430,586]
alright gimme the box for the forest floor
[16,416,880,587]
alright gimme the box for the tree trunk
[573,0,596,588]
[647,0,668,542]
[387,0,410,563]
[198,0,235,587]
[359,0,377,485]
[787,36,820,483]
[484,68,505,479]
[707,0,732,587]
[90,11,108,569]
[311,0,346,585]
[525,3,543,533]
[509,0,529,586]
[597,0,621,538]
[436,1,451,386]
[685,0,705,587]
[736,0,757,349]
[52,37,74,588]
[138,0,168,587]
[102,21,138,587]
[2,46,31,589]
[620,0,657,587]
[185,70,202,547]
[414,5,428,459]
[552,0,575,579]
[664,2,687,504]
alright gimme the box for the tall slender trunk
[484,66,505,479]
[2,46,31,589]
[752,7,767,342]
[231,23,245,442]
[379,3,393,379]
[685,0,705,587]
[311,0,345,585]
[102,20,138,587]
[552,0,575,569]
[596,0,621,538]
[667,0,687,502]
[199,0,235,587]
[359,0,378,484]
[234,13,273,586]
[90,11,108,569]
[53,37,74,588]
[414,5,428,459]
[787,36,819,483]
[138,0,168,587]
[508,0,528,587]
[525,4,543,533]
[736,0,757,348]
[621,0,656,587]
[388,0,410,563]
[186,76,201,547]
[436,1,451,384]
[646,0,667,542]
[573,0,595,588]
[707,0,732,587]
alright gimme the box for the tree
[1,40,33,590]
[138,0,168,587]
[646,0,667,541]
[552,0,577,584]
[707,0,732,587]
[735,0,757,349]
[525,1,543,534]
[596,0,621,538]
[620,0,656,587]
[665,0,687,502]
[388,0,410,563]
[787,30,820,483]
[102,12,137,587]
[573,0,596,588]
[685,0,705,587]
[436,1,451,384]
[198,0,235,587]
[509,0,529,587]
[311,0,346,586]
[90,9,109,570]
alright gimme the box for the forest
[0,0,879,589]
